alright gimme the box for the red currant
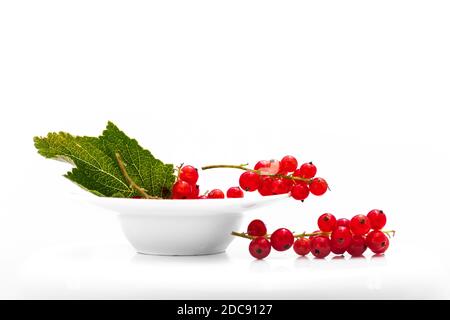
[247,219,267,237]
[336,218,350,228]
[310,236,331,258]
[270,178,291,194]
[290,182,310,200]
[347,235,367,257]
[226,186,244,198]
[317,213,337,232]
[179,165,199,184]
[309,178,328,196]
[189,184,200,199]
[330,242,347,255]
[270,228,294,251]
[207,189,225,199]
[249,237,271,259]
[172,180,192,199]
[366,231,389,254]
[257,176,273,196]
[239,171,260,192]
[280,155,298,172]
[256,159,280,175]
[330,226,352,249]
[254,160,270,171]
[298,162,317,179]
[293,238,311,256]
[350,214,371,236]
[367,209,387,230]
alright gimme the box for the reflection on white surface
[17,242,449,299]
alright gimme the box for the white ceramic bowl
[79,194,288,256]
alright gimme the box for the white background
[1,0,450,299]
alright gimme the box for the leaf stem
[202,164,311,182]
[115,152,161,200]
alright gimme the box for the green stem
[231,229,396,240]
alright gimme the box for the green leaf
[33,122,176,199]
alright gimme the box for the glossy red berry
[249,237,271,259]
[317,213,337,232]
[239,171,260,192]
[298,162,317,179]
[366,231,389,254]
[179,165,199,184]
[336,218,350,228]
[254,160,271,171]
[330,242,347,255]
[270,228,294,251]
[309,178,328,196]
[255,159,280,175]
[280,155,298,173]
[226,186,244,198]
[270,178,291,194]
[330,226,352,249]
[290,182,310,200]
[367,209,387,230]
[207,189,225,199]
[293,238,311,256]
[189,184,200,199]
[172,180,192,199]
[350,214,371,236]
[247,219,267,237]
[257,176,273,196]
[309,230,323,240]
[310,236,331,258]
[347,235,367,257]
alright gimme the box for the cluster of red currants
[234,209,393,259]
[202,155,328,201]
[171,165,244,199]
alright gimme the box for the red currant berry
[249,237,271,259]
[270,178,291,194]
[309,178,328,196]
[298,162,317,179]
[310,236,331,258]
[226,186,244,198]
[367,209,387,230]
[179,165,199,184]
[239,171,260,192]
[330,226,352,249]
[189,184,200,199]
[350,214,371,236]
[280,155,298,173]
[293,238,311,256]
[247,219,267,237]
[336,218,350,228]
[172,180,192,199]
[207,189,225,199]
[347,235,367,257]
[366,231,389,254]
[270,228,294,251]
[330,242,347,255]
[290,182,310,200]
[317,213,337,232]
[256,159,280,175]
[257,176,273,196]
[254,160,271,171]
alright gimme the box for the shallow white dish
[77,194,288,256]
